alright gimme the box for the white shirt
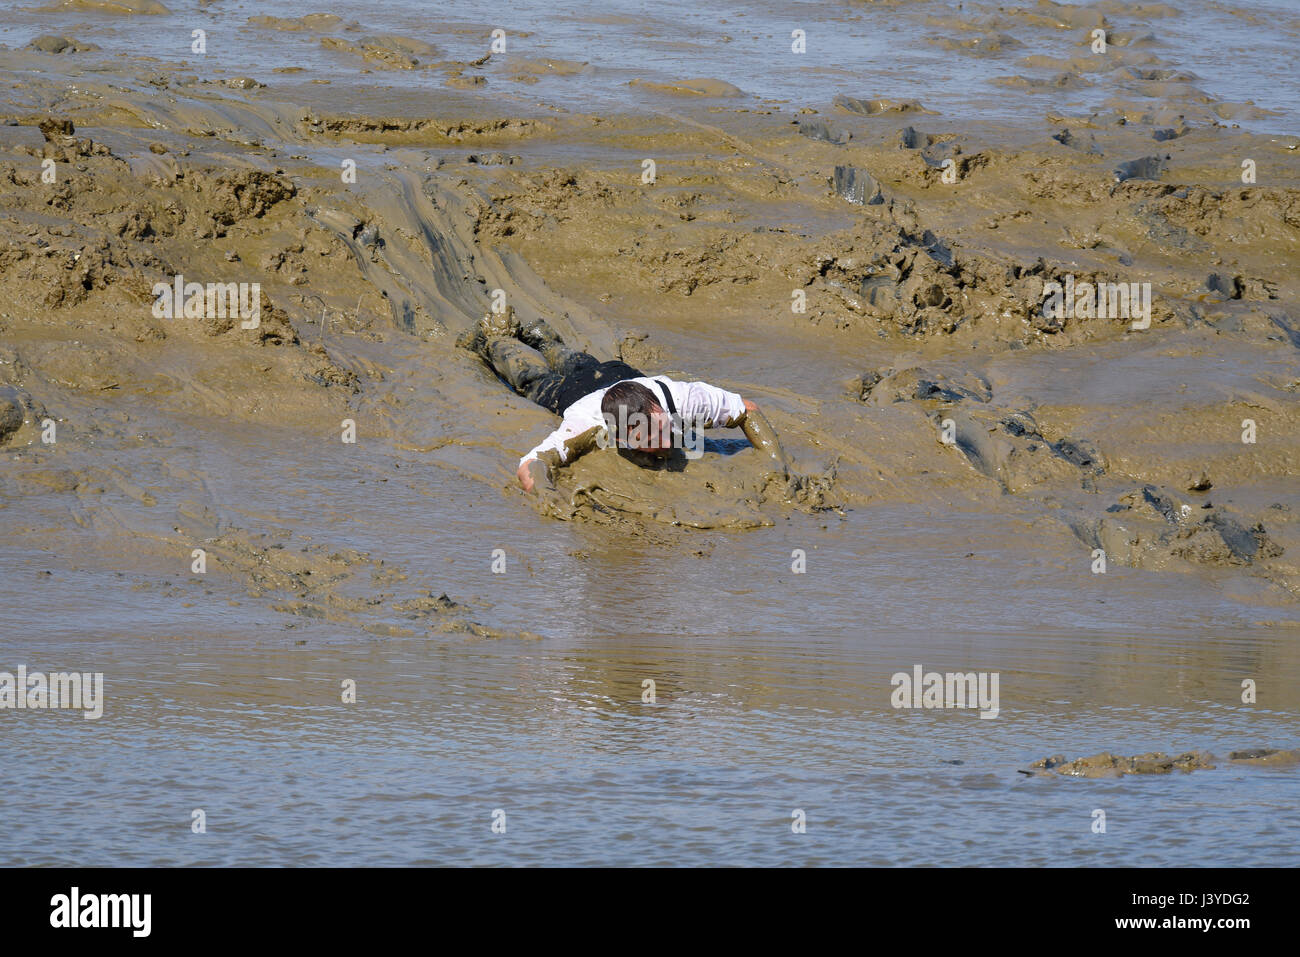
[519,376,746,468]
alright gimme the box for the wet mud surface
[1026,747,1300,777]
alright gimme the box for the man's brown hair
[601,381,660,446]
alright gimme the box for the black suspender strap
[654,379,683,449]
[654,379,678,417]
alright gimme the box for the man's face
[624,405,673,458]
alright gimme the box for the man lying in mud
[458,310,788,492]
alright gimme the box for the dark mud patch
[832,165,884,206]
[796,117,851,146]
[301,113,546,145]
[1114,154,1169,183]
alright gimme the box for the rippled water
[1,0,1297,129]
[3,412,1299,865]
[6,626,1300,866]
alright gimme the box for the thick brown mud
[2,43,1299,614]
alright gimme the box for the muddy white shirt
[519,375,746,469]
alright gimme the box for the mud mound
[811,227,1032,338]
[808,219,1183,343]
[856,366,992,405]
[1153,185,1300,243]
[539,446,839,529]
[51,0,169,13]
[1072,486,1284,569]
[834,95,935,116]
[944,408,1105,493]
[0,386,27,444]
[189,530,503,637]
[1027,751,1214,777]
[321,35,441,69]
[27,35,99,54]
[928,32,1023,57]
[854,362,1110,496]
[796,118,851,146]
[1227,748,1300,768]
[508,58,592,79]
[1026,748,1300,777]
[201,169,298,230]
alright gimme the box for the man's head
[601,381,673,457]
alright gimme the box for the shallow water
[2,0,1297,130]
[6,619,1300,866]
[3,407,1299,865]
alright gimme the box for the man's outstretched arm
[516,425,603,492]
[731,398,789,475]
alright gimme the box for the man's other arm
[730,398,790,475]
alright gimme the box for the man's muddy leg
[518,317,601,374]
[455,308,522,357]
[537,337,587,373]
[473,315,644,414]
[486,338,574,415]
[484,337,553,396]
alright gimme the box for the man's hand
[517,458,552,493]
[517,459,536,491]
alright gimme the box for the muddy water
[4,415,1299,865]
[2,0,1300,865]
[1,0,1298,128]
[5,628,1300,866]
